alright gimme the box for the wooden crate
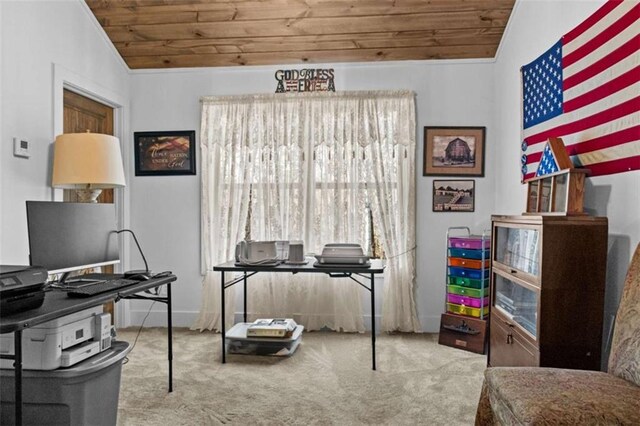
[438,313,487,354]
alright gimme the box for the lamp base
[76,189,103,203]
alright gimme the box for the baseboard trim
[126,310,442,332]
[126,310,443,333]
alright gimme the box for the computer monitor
[26,201,120,275]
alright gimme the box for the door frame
[52,63,132,326]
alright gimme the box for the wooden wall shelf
[525,169,588,215]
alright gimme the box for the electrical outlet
[13,137,30,158]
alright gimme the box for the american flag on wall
[520,0,640,182]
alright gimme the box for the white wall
[494,0,640,361]
[0,1,130,266]
[129,61,495,330]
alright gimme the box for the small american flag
[536,144,559,176]
[521,0,640,182]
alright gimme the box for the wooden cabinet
[488,215,608,371]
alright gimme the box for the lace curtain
[192,91,419,333]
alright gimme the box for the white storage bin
[225,323,303,356]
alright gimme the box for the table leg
[167,283,173,392]
[14,329,23,426]
[243,271,247,323]
[221,271,226,364]
[371,272,376,371]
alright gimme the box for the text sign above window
[275,69,335,93]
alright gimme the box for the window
[195,91,419,333]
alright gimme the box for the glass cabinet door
[493,273,539,338]
[494,225,541,277]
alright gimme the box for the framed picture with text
[423,126,485,176]
[134,130,196,176]
[433,179,475,212]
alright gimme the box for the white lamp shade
[52,133,126,189]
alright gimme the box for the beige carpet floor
[116,328,486,425]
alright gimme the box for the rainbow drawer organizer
[446,233,490,320]
[440,228,491,354]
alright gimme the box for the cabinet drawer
[489,312,539,367]
[447,276,488,289]
[448,257,490,269]
[447,302,489,318]
[448,267,490,280]
[449,237,490,250]
[447,284,489,298]
[447,293,489,308]
[448,248,490,260]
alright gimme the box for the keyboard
[66,278,139,298]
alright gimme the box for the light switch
[13,137,30,158]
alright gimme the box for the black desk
[213,259,385,370]
[0,274,177,426]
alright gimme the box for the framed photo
[423,126,485,176]
[433,180,475,212]
[134,130,196,176]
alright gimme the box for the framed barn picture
[433,180,475,212]
[134,130,196,176]
[423,126,485,176]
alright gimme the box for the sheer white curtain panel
[363,97,421,332]
[192,102,252,331]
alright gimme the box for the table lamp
[52,132,126,202]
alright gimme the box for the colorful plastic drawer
[447,276,489,289]
[447,302,489,318]
[448,267,489,280]
[447,294,489,308]
[448,248,490,260]
[447,284,489,298]
[448,257,490,269]
[448,236,490,250]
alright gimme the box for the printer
[0,306,112,370]
[0,265,47,317]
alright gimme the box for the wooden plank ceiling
[85,0,515,69]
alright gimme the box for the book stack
[246,318,297,338]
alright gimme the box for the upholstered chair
[475,243,640,425]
